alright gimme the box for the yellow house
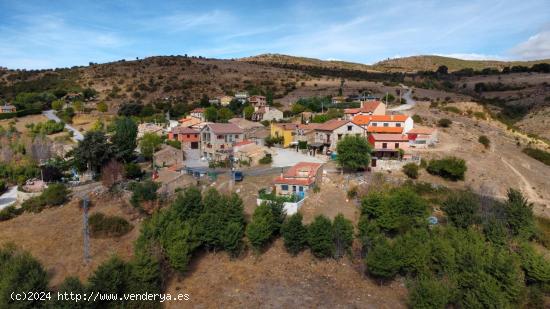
[219,95,233,106]
[270,123,298,148]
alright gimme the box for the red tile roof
[407,127,436,135]
[171,126,199,134]
[191,108,205,113]
[206,123,244,134]
[315,119,350,131]
[367,126,404,134]
[274,162,323,186]
[370,133,409,141]
[234,140,254,147]
[352,114,409,125]
[344,101,382,114]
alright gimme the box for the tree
[246,203,275,251]
[88,256,130,306]
[243,105,255,120]
[366,238,400,280]
[172,186,203,220]
[426,157,467,181]
[217,108,234,123]
[307,215,334,258]
[332,214,354,258]
[442,191,480,228]
[436,65,449,75]
[519,243,550,284]
[438,118,452,127]
[51,99,64,111]
[73,131,112,172]
[336,135,372,171]
[112,117,138,162]
[101,159,125,189]
[52,276,88,309]
[503,189,535,238]
[409,278,450,309]
[96,101,108,112]
[281,213,308,255]
[139,133,162,160]
[204,106,218,122]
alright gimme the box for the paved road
[388,85,416,112]
[42,110,84,141]
[0,186,17,210]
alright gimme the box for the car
[232,171,243,182]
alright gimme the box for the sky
[0,0,549,69]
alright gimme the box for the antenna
[82,196,91,263]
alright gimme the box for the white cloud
[510,30,550,60]
[435,53,509,61]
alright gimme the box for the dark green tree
[408,278,450,309]
[307,215,334,258]
[73,131,112,172]
[366,238,401,280]
[332,214,354,258]
[246,203,275,251]
[281,213,308,255]
[336,135,372,171]
[442,191,480,229]
[88,256,131,306]
[503,189,535,238]
[112,117,137,162]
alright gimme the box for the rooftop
[315,119,351,131]
[274,162,323,186]
[370,133,409,141]
[367,126,404,134]
[205,122,244,134]
[352,114,409,125]
[171,126,199,134]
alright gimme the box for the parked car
[232,171,244,182]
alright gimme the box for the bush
[259,154,273,164]
[125,163,143,180]
[523,147,550,166]
[0,206,23,221]
[336,135,372,171]
[246,203,276,251]
[41,183,69,205]
[281,213,308,255]
[89,212,133,238]
[437,118,452,127]
[130,180,160,210]
[332,214,353,258]
[366,239,400,280]
[166,139,181,149]
[442,191,480,228]
[426,157,467,181]
[402,163,419,179]
[409,278,451,309]
[412,114,423,124]
[478,135,490,149]
[307,215,334,258]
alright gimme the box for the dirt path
[500,157,547,206]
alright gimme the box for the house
[233,141,275,165]
[344,101,386,119]
[209,98,220,105]
[314,119,365,152]
[235,92,249,103]
[271,123,300,148]
[168,126,200,149]
[190,108,205,121]
[138,123,164,138]
[367,134,409,160]
[200,123,244,161]
[407,127,438,148]
[251,106,283,122]
[331,96,347,104]
[153,144,184,168]
[0,104,16,113]
[274,162,323,198]
[352,114,413,134]
[178,116,203,129]
[249,95,267,108]
[228,118,269,145]
[219,95,233,106]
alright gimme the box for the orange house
[168,126,200,149]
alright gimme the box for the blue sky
[0,0,549,69]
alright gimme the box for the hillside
[239,53,374,72]
[372,55,550,72]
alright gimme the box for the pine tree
[332,214,354,259]
[307,215,334,258]
[246,203,275,251]
[281,213,308,255]
[366,238,400,280]
[111,117,137,162]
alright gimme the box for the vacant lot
[0,114,49,132]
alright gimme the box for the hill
[239,53,374,72]
[372,55,550,72]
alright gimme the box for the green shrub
[408,278,451,309]
[442,191,480,228]
[411,114,423,124]
[478,135,490,149]
[441,106,461,114]
[437,118,452,127]
[21,196,47,213]
[246,203,276,251]
[166,139,181,149]
[89,212,133,238]
[426,157,467,181]
[124,163,143,179]
[307,215,334,258]
[0,206,23,221]
[366,238,400,280]
[473,111,487,120]
[259,154,272,164]
[130,180,159,209]
[41,183,69,205]
[522,147,550,166]
[332,214,353,258]
[402,163,419,179]
[281,213,308,255]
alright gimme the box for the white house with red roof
[190,108,206,121]
[407,127,438,148]
[352,114,413,134]
[273,162,323,198]
[368,133,409,160]
[344,101,386,120]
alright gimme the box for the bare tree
[28,137,52,162]
[101,159,125,189]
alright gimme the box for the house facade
[368,133,409,159]
[249,95,267,108]
[274,162,323,198]
[251,106,283,122]
[0,104,16,114]
[219,95,233,106]
[344,101,386,120]
[314,119,365,152]
[168,126,200,149]
[407,127,438,148]
[352,114,413,134]
[270,123,298,148]
[153,145,184,168]
[235,92,249,103]
[190,108,205,121]
[200,123,244,161]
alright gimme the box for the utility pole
[82,196,90,264]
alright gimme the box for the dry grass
[0,114,48,133]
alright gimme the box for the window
[395,143,399,148]
[186,134,190,138]
[382,143,387,149]
[235,134,239,139]
[372,123,377,127]
[396,123,401,127]
[299,186,304,192]
[292,186,297,192]
[383,123,389,127]
[338,134,343,140]
[281,185,288,191]
[347,125,352,131]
